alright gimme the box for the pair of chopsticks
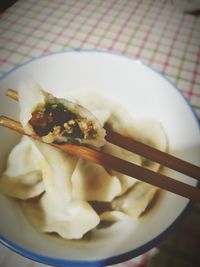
[0,89,200,202]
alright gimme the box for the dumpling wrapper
[91,109,111,127]
[74,91,135,136]
[0,136,45,199]
[19,80,45,135]
[72,159,121,201]
[18,80,106,147]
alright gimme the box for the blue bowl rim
[0,48,199,267]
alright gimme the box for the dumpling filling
[29,101,97,144]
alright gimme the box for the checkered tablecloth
[0,0,200,267]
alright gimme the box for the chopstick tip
[5,89,18,101]
[0,116,5,124]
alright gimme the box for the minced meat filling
[29,102,97,141]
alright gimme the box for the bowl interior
[0,51,199,265]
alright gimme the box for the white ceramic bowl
[0,50,199,267]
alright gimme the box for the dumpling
[133,118,168,172]
[100,210,130,222]
[18,80,106,147]
[68,91,167,201]
[111,182,158,217]
[21,155,99,239]
[21,191,100,240]
[71,159,121,201]
[0,136,45,199]
[19,140,99,239]
[41,197,99,239]
[103,143,141,194]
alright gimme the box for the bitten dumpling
[18,80,106,147]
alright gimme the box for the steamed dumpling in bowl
[0,84,168,240]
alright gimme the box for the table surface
[0,0,200,267]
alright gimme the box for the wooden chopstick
[105,127,200,181]
[6,89,200,181]
[0,115,200,202]
[5,88,18,101]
